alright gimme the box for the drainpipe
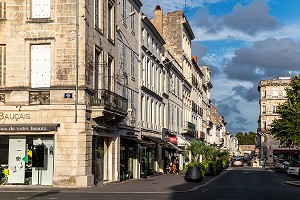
[75,0,79,123]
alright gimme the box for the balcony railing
[90,89,128,114]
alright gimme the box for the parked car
[232,156,243,167]
[287,160,300,176]
[274,159,290,173]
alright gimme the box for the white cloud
[192,20,300,42]
[140,0,225,17]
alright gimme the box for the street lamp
[116,11,135,32]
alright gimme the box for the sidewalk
[0,170,229,193]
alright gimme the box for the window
[130,90,135,119]
[262,106,266,114]
[130,5,135,33]
[283,89,287,98]
[262,121,267,130]
[262,90,266,99]
[94,48,102,90]
[122,0,127,24]
[273,106,278,114]
[95,0,103,30]
[0,45,6,86]
[121,44,126,72]
[107,55,114,91]
[130,50,135,78]
[272,89,278,99]
[32,0,50,19]
[0,2,6,19]
[108,0,114,41]
[31,44,51,88]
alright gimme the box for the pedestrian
[175,157,180,174]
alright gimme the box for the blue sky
[140,0,300,134]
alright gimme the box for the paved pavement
[0,169,229,193]
[264,166,300,187]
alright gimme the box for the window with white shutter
[0,2,6,19]
[272,89,278,99]
[31,45,51,88]
[0,45,6,86]
[32,0,50,19]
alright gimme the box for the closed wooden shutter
[31,45,51,88]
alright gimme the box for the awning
[142,136,169,146]
[167,142,183,152]
[121,136,155,146]
[273,149,299,154]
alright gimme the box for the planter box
[185,166,203,182]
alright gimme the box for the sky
[140,0,300,134]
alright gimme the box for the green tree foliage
[270,75,300,145]
[235,132,256,145]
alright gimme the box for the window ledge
[27,18,54,23]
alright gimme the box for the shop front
[120,136,140,181]
[0,124,58,186]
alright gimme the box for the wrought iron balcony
[90,89,128,115]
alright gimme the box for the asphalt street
[1,167,300,200]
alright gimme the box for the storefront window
[0,135,54,186]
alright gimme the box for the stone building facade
[257,77,298,164]
[0,0,126,187]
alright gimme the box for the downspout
[75,0,79,123]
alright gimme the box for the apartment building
[115,0,143,182]
[257,77,298,164]
[0,0,132,187]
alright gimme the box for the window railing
[90,89,128,114]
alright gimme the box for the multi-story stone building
[115,0,143,182]
[200,66,213,141]
[0,0,133,187]
[257,77,298,164]
[208,106,226,148]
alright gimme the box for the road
[1,167,300,200]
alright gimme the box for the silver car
[287,160,300,176]
[274,159,290,172]
[232,157,243,167]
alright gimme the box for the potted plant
[184,140,205,182]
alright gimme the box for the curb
[285,181,300,187]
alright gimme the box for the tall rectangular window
[121,44,126,73]
[130,5,135,33]
[108,0,114,41]
[283,89,287,98]
[273,106,278,114]
[122,0,127,23]
[262,121,267,130]
[130,50,135,78]
[130,90,135,119]
[95,0,104,30]
[262,90,266,99]
[0,2,6,19]
[262,106,266,114]
[272,89,278,99]
[0,45,6,86]
[31,44,51,88]
[32,0,50,19]
[107,55,113,91]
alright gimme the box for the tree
[186,140,204,163]
[270,75,300,145]
[235,132,245,145]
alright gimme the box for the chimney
[153,5,163,35]
[192,56,198,64]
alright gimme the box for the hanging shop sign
[0,124,59,132]
[169,135,177,143]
